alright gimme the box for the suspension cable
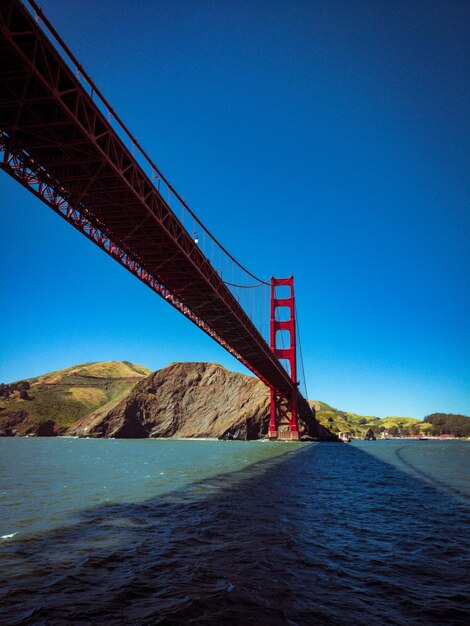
[295,303,309,400]
[24,0,271,287]
[223,280,266,288]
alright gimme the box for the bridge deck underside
[0,0,295,396]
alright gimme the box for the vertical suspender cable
[295,303,309,401]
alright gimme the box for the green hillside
[0,361,151,432]
[1,360,466,438]
[311,401,434,438]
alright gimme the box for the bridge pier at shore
[268,388,300,440]
[268,428,300,441]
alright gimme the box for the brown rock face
[0,412,59,437]
[67,362,334,441]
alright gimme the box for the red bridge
[0,0,312,440]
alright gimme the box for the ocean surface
[0,438,469,625]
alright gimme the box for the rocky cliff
[67,362,334,441]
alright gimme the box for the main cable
[25,0,271,288]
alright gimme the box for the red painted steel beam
[269,277,300,440]
[0,0,301,399]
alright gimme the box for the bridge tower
[269,276,299,440]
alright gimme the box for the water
[0,438,469,625]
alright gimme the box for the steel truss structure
[0,0,305,438]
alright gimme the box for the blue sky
[1,0,469,418]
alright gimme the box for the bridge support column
[269,277,299,441]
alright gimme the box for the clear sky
[1,0,469,418]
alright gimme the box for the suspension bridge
[0,0,313,440]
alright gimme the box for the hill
[1,360,466,440]
[0,361,151,435]
[424,413,470,437]
[67,362,334,441]
[312,402,435,438]
[0,361,333,440]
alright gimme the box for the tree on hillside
[424,413,470,437]
[419,423,433,435]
